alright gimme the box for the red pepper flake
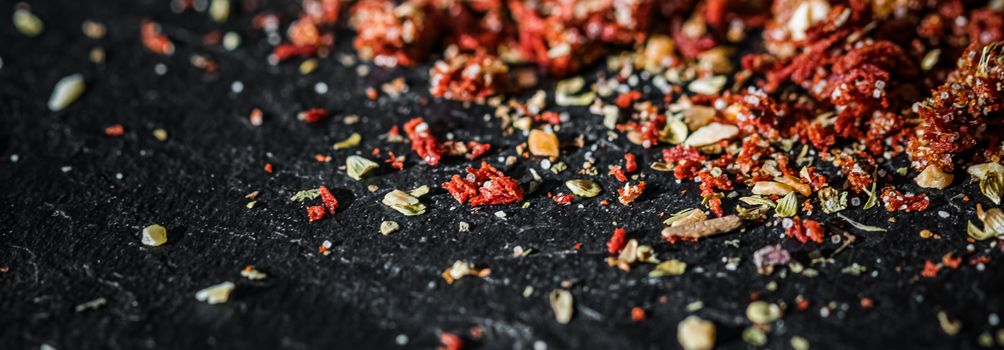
[785,217,825,244]
[623,153,638,173]
[271,44,318,63]
[104,124,124,136]
[249,108,264,126]
[466,141,491,160]
[609,165,627,182]
[306,205,326,222]
[264,163,273,173]
[318,185,339,215]
[404,118,443,166]
[297,108,330,123]
[630,306,646,322]
[880,187,930,212]
[942,253,962,269]
[386,151,405,170]
[538,111,561,125]
[617,181,645,206]
[574,242,583,250]
[796,298,810,311]
[552,193,573,205]
[615,91,641,109]
[141,20,174,55]
[607,228,627,254]
[430,52,510,101]
[442,162,524,206]
[860,298,874,308]
[438,333,463,350]
[366,87,378,100]
[314,154,331,162]
[920,260,941,278]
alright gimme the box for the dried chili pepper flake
[297,108,329,123]
[430,52,510,101]
[270,44,318,63]
[104,124,124,136]
[880,187,930,212]
[784,217,823,244]
[538,111,561,125]
[796,298,810,311]
[442,162,523,207]
[617,181,645,206]
[920,260,941,278]
[624,153,638,173]
[942,253,962,269]
[249,108,264,126]
[366,87,378,100]
[264,163,273,173]
[552,193,574,205]
[631,307,646,322]
[607,228,627,254]
[615,91,642,109]
[141,20,174,55]
[404,117,442,166]
[385,151,405,170]
[465,141,491,160]
[438,333,462,350]
[860,298,874,308]
[609,165,628,182]
[314,154,331,162]
[306,205,326,222]
[318,185,338,214]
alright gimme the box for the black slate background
[1,1,1003,349]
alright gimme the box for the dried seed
[75,297,107,312]
[48,74,85,112]
[153,129,169,141]
[790,336,811,350]
[746,301,781,324]
[967,162,1004,180]
[528,130,560,157]
[660,116,688,144]
[564,179,601,198]
[380,220,400,235]
[649,259,687,277]
[683,106,716,130]
[774,192,798,217]
[921,49,941,71]
[915,165,953,189]
[549,289,574,324]
[938,311,961,336]
[290,188,321,202]
[346,155,379,180]
[82,20,106,39]
[195,281,235,304]
[677,316,715,350]
[739,196,776,208]
[661,215,742,240]
[742,327,768,346]
[223,32,240,51]
[333,133,362,150]
[666,208,707,227]
[13,4,44,37]
[684,122,738,147]
[141,224,167,246]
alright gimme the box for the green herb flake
[346,155,379,180]
[649,259,687,277]
[290,188,321,202]
[333,132,362,150]
[774,192,797,217]
[565,179,602,198]
[837,213,887,232]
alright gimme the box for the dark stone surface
[1,1,1002,349]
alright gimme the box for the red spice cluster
[607,228,627,254]
[430,52,510,101]
[306,186,340,222]
[443,162,524,206]
[349,0,440,67]
[785,217,824,244]
[403,117,443,166]
[879,187,930,213]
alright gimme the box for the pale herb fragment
[663,208,698,226]
[649,259,687,277]
[739,196,776,208]
[549,289,574,324]
[862,181,878,209]
[818,188,848,214]
[650,162,673,172]
[48,74,85,112]
[141,224,168,246]
[333,133,362,150]
[382,190,427,216]
[677,315,716,350]
[346,155,379,180]
[13,4,44,37]
[836,214,887,232]
[746,301,781,324]
[737,205,770,221]
[564,179,601,198]
[290,188,321,202]
[660,116,688,144]
[774,192,797,217]
[407,185,430,198]
[980,171,1003,205]
[380,220,400,235]
[195,281,235,304]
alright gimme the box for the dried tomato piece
[607,228,627,254]
[466,142,491,160]
[318,185,339,214]
[306,205,326,222]
[403,117,443,166]
[105,124,124,136]
[442,162,524,206]
[438,333,463,350]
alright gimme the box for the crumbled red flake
[306,205,326,222]
[880,187,930,212]
[430,52,510,101]
[318,185,339,215]
[662,145,705,180]
[786,217,824,244]
[349,0,439,67]
[537,111,561,125]
[141,20,174,55]
[607,228,627,254]
[617,181,645,206]
[438,333,463,350]
[264,163,273,173]
[630,307,646,322]
[105,124,124,136]
[860,298,874,308]
[609,165,627,182]
[314,154,331,162]
[623,153,638,173]
[386,151,405,170]
[249,108,264,126]
[442,162,524,206]
[796,298,810,311]
[552,193,573,205]
[574,242,583,250]
[942,253,962,269]
[615,91,642,109]
[969,256,992,266]
[799,166,828,191]
[920,260,941,278]
[801,199,814,214]
[366,87,378,100]
[297,108,329,123]
[466,142,491,160]
[403,118,443,166]
[272,44,318,63]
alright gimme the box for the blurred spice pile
[14,0,1004,348]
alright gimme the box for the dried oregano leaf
[565,179,601,198]
[549,289,574,324]
[346,155,379,180]
[774,192,797,217]
[737,205,770,221]
[663,208,698,226]
[290,188,321,202]
[739,196,776,208]
[837,213,887,232]
[649,259,687,277]
[333,132,361,150]
[818,187,848,214]
[862,181,878,210]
